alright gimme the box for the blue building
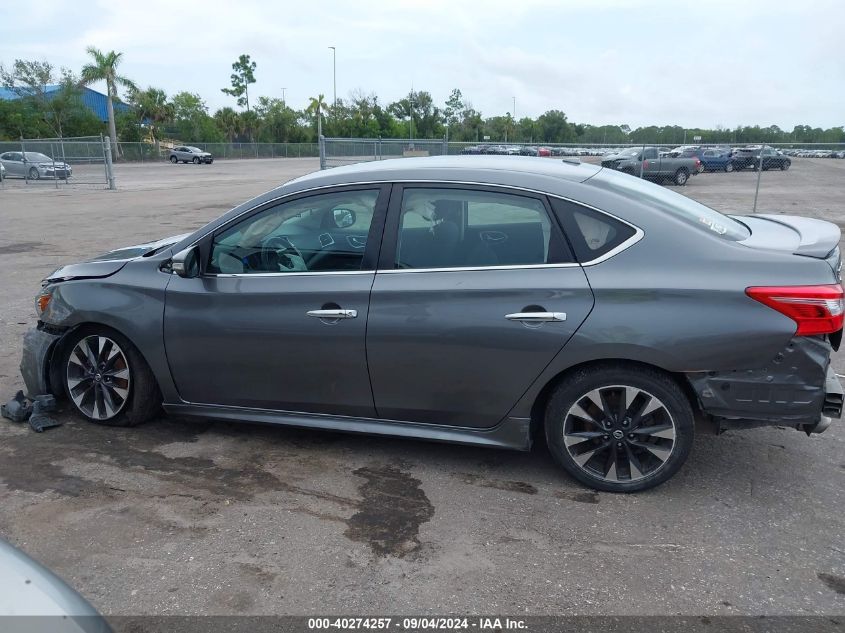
[0,85,131,122]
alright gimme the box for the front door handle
[505,311,567,323]
[307,309,358,319]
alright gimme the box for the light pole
[328,46,336,110]
[281,87,286,107]
[513,96,516,120]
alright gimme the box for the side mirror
[332,208,356,229]
[170,246,200,278]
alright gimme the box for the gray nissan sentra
[19,156,844,492]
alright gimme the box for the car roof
[286,155,601,191]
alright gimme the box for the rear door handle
[307,309,358,319]
[505,312,567,323]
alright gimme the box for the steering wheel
[260,235,307,272]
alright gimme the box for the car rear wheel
[169,156,177,164]
[28,167,39,180]
[724,162,734,173]
[673,168,689,185]
[192,157,200,164]
[61,326,161,427]
[544,364,694,492]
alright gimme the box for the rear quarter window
[550,198,637,263]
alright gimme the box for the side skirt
[163,402,532,450]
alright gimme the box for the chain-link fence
[320,137,449,169]
[117,142,320,162]
[319,138,845,214]
[0,135,115,189]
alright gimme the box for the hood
[45,232,191,282]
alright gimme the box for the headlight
[36,288,52,315]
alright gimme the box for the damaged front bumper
[687,336,843,434]
[19,324,63,398]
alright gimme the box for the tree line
[2,50,844,151]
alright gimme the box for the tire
[673,168,689,186]
[780,161,790,171]
[544,363,694,492]
[28,167,40,180]
[192,157,200,164]
[60,326,161,427]
[724,162,734,173]
[169,156,177,164]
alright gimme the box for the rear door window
[394,187,572,270]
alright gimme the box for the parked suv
[731,146,791,171]
[169,146,214,164]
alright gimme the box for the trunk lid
[734,214,841,257]
[733,214,842,278]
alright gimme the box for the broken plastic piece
[1,391,32,423]
[28,401,62,433]
[32,393,58,413]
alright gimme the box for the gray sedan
[19,156,844,492]
[0,151,72,180]
[168,145,213,164]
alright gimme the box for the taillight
[746,284,844,335]
[643,160,649,169]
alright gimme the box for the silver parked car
[0,151,72,180]
[168,145,213,164]
[19,156,844,492]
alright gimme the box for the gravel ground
[0,157,843,617]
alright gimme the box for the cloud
[1,0,842,128]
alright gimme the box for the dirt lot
[0,158,844,616]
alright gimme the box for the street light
[328,46,336,110]
[281,87,286,107]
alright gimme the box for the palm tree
[306,94,329,139]
[213,107,242,143]
[80,47,136,157]
[130,87,174,158]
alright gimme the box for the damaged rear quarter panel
[686,336,832,424]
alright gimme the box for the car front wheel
[192,157,200,164]
[61,327,161,426]
[724,162,734,172]
[28,167,40,180]
[544,364,694,492]
[780,161,790,171]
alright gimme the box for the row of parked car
[460,145,606,157]
[781,149,845,158]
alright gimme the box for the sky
[1,0,843,130]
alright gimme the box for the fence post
[319,135,327,170]
[103,134,116,190]
[21,137,28,183]
[752,146,764,213]
[442,135,447,156]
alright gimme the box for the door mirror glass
[332,208,356,229]
[171,246,200,278]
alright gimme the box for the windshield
[592,169,751,241]
[617,148,640,157]
[24,152,53,162]
[186,146,203,152]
